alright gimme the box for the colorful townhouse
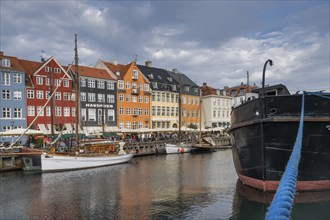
[19,57,75,136]
[167,69,200,129]
[68,65,117,133]
[96,60,151,130]
[137,62,180,129]
[200,82,232,129]
[0,52,27,145]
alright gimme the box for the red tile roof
[0,53,26,72]
[69,65,116,80]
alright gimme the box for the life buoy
[109,146,115,151]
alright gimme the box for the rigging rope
[265,93,305,220]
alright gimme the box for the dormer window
[167,77,172,82]
[157,75,162,80]
[115,71,120,76]
[183,85,189,92]
[45,67,52,72]
[1,58,10,67]
[148,73,154,79]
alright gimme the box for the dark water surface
[1,150,329,220]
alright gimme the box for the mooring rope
[265,93,305,220]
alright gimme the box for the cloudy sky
[1,1,329,92]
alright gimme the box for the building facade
[68,65,117,133]
[200,83,232,129]
[138,62,180,129]
[97,60,151,130]
[0,52,27,145]
[19,57,75,136]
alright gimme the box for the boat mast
[198,89,202,145]
[178,74,181,141]
[74,34,80,147]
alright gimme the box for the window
[126,95,130,102]
[138,96,143,103]
[55,107,62,116]
[27,106,35,116]
[87,79,95,88]
[118,81,124,89]
[63,79,69,87]
[45,67,52,72]
[2,90,10,100]
[139,108,143,116]
[107,82,115,90]
[88,93,96,102]
[152,106,156,116]
[157,106,161,116]
[54,68,61,73]
[119,122,124,129]
[97,81,105,89]
[125,82,130,89]
[46,106,51,116]
[36,91,43,99]
[46,78,50,85]
[119,94,124,102]
[98,94,105,103]
[81,92,86,101]
[144,84,149,91]
[139,83,143,91]
[166,107,170,116]
[64,107,70,117]
[107,94,115,103]
[144,96,149,103]
[133,108,138,116]
[55,79,61,86]
[13,91,22,100]
[36,77,43,85]
[161,93,165,102]
[126,122,131,129]
[88,109,95,121]
[37,106,44,116]
[126,108,131,115]
[132,96,137,103]
[119,107,124,115]
[107,109,115,121]
[13,73,22,83]
[145,109,149,116]
[182,110,186,117]
[63,93,70,101]
[46,91,50,99]
[2,107,10,118]
[80,79,86,87]
[55,92,61,100]
[72,107,76,117]
[81,108,86,121]
[27,90,34,99]
[171,107,174,116]
[2,72,10,85]
[1,59,10,67]
[166,93,170,102]
[132,69,138,79]
[162,106,165,116]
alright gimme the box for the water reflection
[232,180,330,220]
[1,150,328,220]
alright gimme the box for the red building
[19,57,75,136]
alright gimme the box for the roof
[200,84,217,96]
[69,65,116,80]
[0,53,25,72]
[18,59,43,77]
[137,64,179,91]
[166,70,199,96]
[100,60,128,80]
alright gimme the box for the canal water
[0,150,329,220]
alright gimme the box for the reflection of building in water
[115,155,215,219]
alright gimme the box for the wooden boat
[228,59,330,192]
[165,142,191,154]
[191,136,216,153]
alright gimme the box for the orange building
[96,60,151,130]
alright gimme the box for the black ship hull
[229,92,330,192]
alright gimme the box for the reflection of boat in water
[165,142,191,154]
[229,60,330,192]
[232,180,330,220]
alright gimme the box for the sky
[0,0,329,93]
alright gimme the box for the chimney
[0,51,3,56]
[203,82,207,86]
[172,68,178,73]
[145,61,152,67]
[113,59,118,65]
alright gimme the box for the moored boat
[165,142,191,154]
[228,60,330,192]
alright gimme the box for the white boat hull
[41,153,134,172]
[165,143,191,154]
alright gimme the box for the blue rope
[265,93,305,220]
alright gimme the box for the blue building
[0,51,27,146]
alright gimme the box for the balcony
[131,88,139,95]
[132,76,138,81]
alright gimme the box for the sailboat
[40,34,134,172]
[191,90,216,153]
